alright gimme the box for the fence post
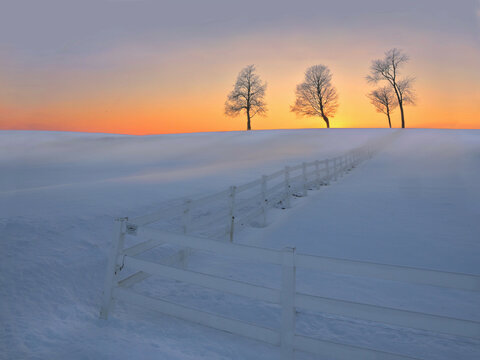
[302,162,307,196]
[333,158,338,181]
[100,217,127,319]
[281,247,296,360]
[325,159,330,184]
[182,199,191,234]
[227,186,237,242]
[315,160,320,189]
[261,175,268,227]
[180,199,192,268]
[284,166,291,208]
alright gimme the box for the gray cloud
[2,0,478,65]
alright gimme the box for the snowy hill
[1,129,479,359]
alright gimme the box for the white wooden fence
[103,131,480,358]
[101,225,480,360]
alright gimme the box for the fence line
[101,225,480,360]
[128,132,401,242]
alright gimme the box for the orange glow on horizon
[3,80,478,135]
[1,31,479,134]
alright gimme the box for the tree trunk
[322,115,330,128]
[386,109,392,128]
[246,108,251,131]
[399,102,405,128]
[391,82,405,128]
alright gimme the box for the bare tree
[368,86,398,128]
[367,48,416,128]
[291,65,338,128]
[225,65,267,131]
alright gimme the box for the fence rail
[296,253,480,291]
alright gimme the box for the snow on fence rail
[127,132,400,242]
[101,225,480,360]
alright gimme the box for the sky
[1,0,479,134]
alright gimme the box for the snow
[1,129,479,359]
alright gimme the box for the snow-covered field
[1,129,479,359]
